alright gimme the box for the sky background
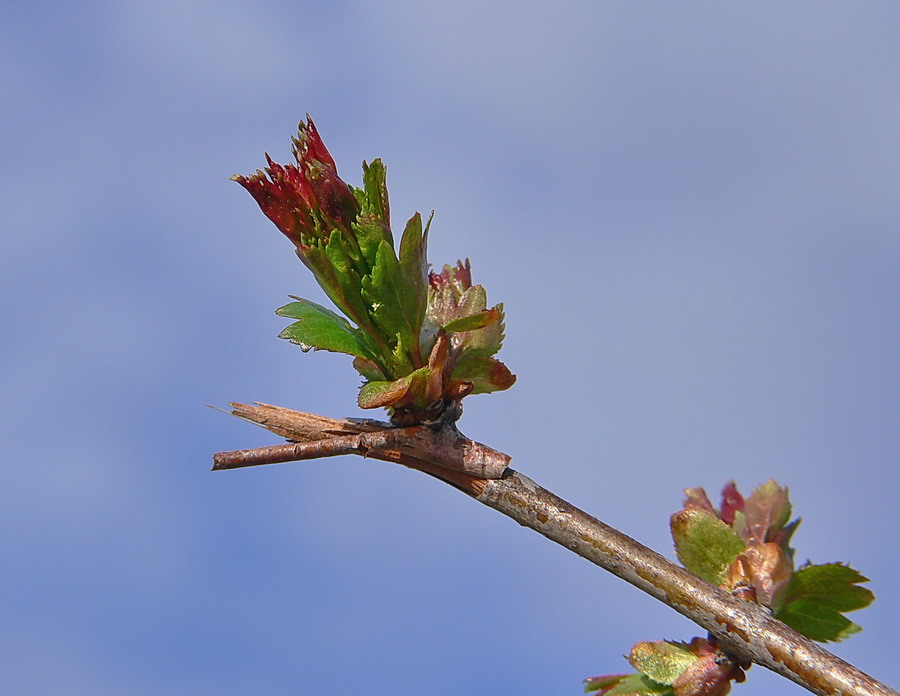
[2,2,898,694]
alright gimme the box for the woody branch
[213,402,897,696]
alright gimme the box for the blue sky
[2,2,898,694]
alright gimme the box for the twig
[213,405,509,479]
[214,403,897,696]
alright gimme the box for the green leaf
[361,240,422,353]
[325,227,366,291]
[778,599,862,643]
[398,211,429,340]
[299,233,367,333]
[443,308,500,333]
[388,331,416,377]
[357,375,413,409]
[357,366,436,410]
[460,302,506,358]
[359,158,391,234]
[296,245,352,318]
[276,298,373,359]
[671,508,746,585]
[352,215,390,271]
[315,230,393,351]
[426,272,481,328]
[352,356,385,381]
[584,675,632,694]
[629,641,696,686]
[784,564,872,612]
[451,356,516,394]
[605,674,671,696]
[425,265,506,360]
[776,563,873,642]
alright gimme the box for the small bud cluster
[584,481,872,696]
[234,117,514,424]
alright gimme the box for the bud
[232,115,358,246]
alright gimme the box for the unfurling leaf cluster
[233,117,514,424]
[585,480,874,696]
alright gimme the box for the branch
[212,404,509,479]
[214,403,897,696]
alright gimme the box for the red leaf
[719,481,744,525]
